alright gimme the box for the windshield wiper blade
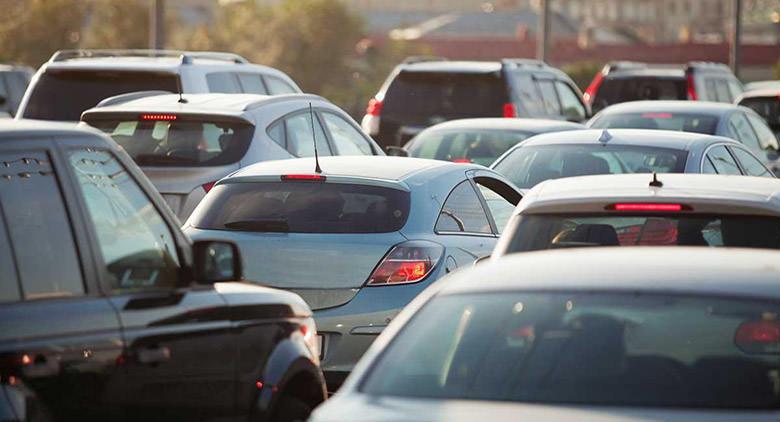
[223,218,290,232]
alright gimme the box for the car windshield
[384,72,507,119]
[86,117,253,167]
[740,97,780,130]
[590,112,720,134]
[23,70,179,121]
[361,291,780,409]
[407,129,531,166]
[492,144,687,189]
[191,181,410,233]
[505,214,780,252]
[592,77,686,111]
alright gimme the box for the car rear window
[23,70,179,121]
[740,97,780,129]
[592,77,686,111]
[361,291,780,409]
[384,71,507,119]
[506,214,780,252]
[590,112,719,134]
[492,144,687,189]
[85,116,253,167]
[408,129,531,166]
[191,181,410,233]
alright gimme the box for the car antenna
[176,78,187,104]
[649,172,663,187]
[309,103,322,174]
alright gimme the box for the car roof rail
[686,61,731,71]
[501,58,548,68]
[49,49,249,65]
[402,55,448,64]
[93,90,173,108]
[603,61,647,73]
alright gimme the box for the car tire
[272,395,311,422]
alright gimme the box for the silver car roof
[508,128,736,151]
[441,247,780,300]
[516,173,780,216]
[0,119,109,141]
[594,100,745,117]
[420,118,584,133]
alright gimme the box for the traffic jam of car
[2,44,780,422]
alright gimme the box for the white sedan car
[311,247,780,421]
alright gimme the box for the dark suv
[584,61,744,113]
[0,121,325,422]
[362,58,590,148]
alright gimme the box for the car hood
[311,395,780,422]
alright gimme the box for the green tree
[561,61,604,92]
[81,0,150,49]
[775,59,780,79]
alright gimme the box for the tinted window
[509,73,545,116]
[0,151,83,299]
[493,144,687,189]
[237,73,268,94]
[263,75,298,94]
[727,79,744,100]
[408,129,530,167]
[321,112,373,155]
[0,74,10,114]
[707,145,742,175]
[728,113,762,151]
[702,156,718,174]
[507,214,780,252]
[206,72,241,93]
[536,79,561,115]
[282,112,332,157]
[383,72,508,118]
[592,77,686,111]
[704,79,718,101]
[69,149,180,292]
[476,181,515,233]
[435,181,492,234]
[23,70,179,121]
[86,117,253,167]
[192,182,410,233]
[555,81,586,121]
[740,97,780,130]
[730,147,772,177]
[746,113,780,150]
[591,112,719,134]
[362,291,780,409]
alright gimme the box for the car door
[63,146,238,420]
[0,144,123,421]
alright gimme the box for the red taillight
[686,73,697,101]
[280,174,327,182]
[140,113,177,121]
[451,158,471,163]
[366,98,383,116]
[583,71,605,105]
[641,113,673,119]
[503,103,517,118]
[202,180,217,193]
[736,321,780,344]
[607,203,687,212]
[367,241,443,286]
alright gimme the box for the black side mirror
[192,240,243,284]
[385,146,409,157]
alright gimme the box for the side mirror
[192,240,243,284]
[385,146,409,157]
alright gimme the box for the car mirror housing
[192,240,243,284]
[385,146,409,157]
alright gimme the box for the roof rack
[402,55,448,64]
[501,58,548,68]
[94,90,173,108]
[49,49,249,65]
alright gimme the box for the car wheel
[272,395,312,422]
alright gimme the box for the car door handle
[136,346,171,364]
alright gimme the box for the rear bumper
[312,265,446,391]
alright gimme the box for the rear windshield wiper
[223,218,290,232]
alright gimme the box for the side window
[284,113,332,157]
[509,73,545,116]
[206,72,242,93]
[715,79,732,102]
[267,120,286,149]
[730,147,772,177]
[0,151,84,300]
[746,113,780,151]
[726,78,743,101]
[237,73,268,94]
[536,79,561,116]
[435,181,492,234]
[555,81,586,121]
[729,113,762,151]
[321,112,374,155]
[702,156,718,174]
[475,179,516,234]
[264,75,298,94]
[68,149,181,293]
[704,79,717,101]
[707,145,742,175]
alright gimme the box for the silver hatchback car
[82,93,384,220]
[182,156,521,390]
